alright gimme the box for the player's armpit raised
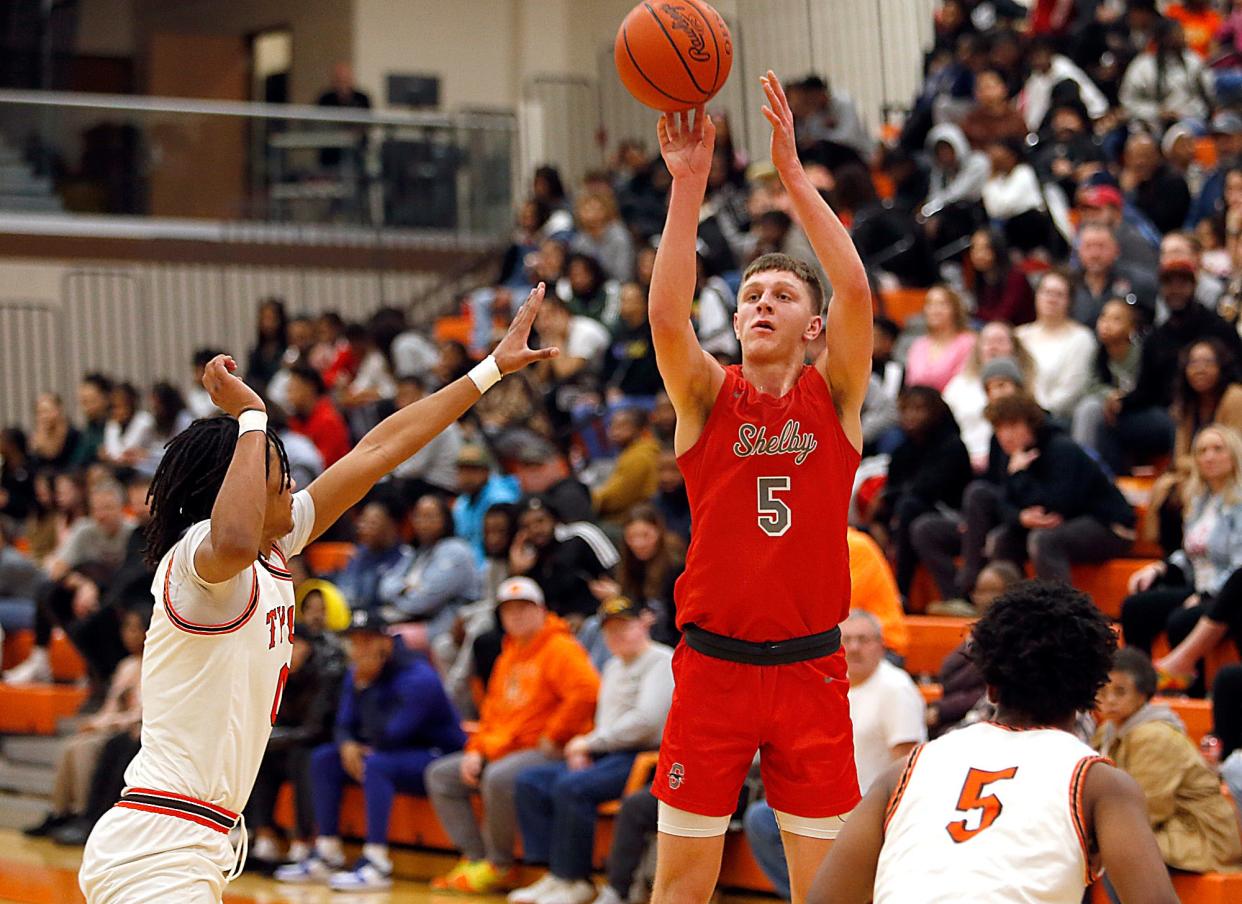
[807,761,898,904]
[1086,763,1178,904]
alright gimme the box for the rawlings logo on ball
[659,4,710,62]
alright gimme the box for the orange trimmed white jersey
[874,721,1106,904]
[122,491,315,814]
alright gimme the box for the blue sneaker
[274,852,341,884]
[328,856,394,891]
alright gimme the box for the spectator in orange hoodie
[426,577,599,895]
[847,527,908,658]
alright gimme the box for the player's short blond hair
[742,253,826,316]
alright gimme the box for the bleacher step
[0,757,56,796]
[0,791,50,831]
[1,734,69,768]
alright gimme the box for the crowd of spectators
[8,0,1242,894]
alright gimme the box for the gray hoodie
[1094,701,1186,752]
[922,123,992,220]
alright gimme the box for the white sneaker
[4,647,50,685]
[287,840,311,862]
[274,852,342,884]
[250,835,280,862]
[328,856,393,891]
[590,886,626,904]
[509,872,561,904]
[543,879,598,904]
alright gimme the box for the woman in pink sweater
[904,285,977,392]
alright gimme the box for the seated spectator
[0,426,34,523]
[511,597,674,904]
[960,70,1029,151]
[276,610,466,891]
[943,326,1034,470]
[508,497,615,625]
[266,317,317,410]
[98,382,154,469]
[846,527,908,658]
[603,282,662,405]
[0,520,48,641]
[965,228,1035,325]
[1020,36,1108,131]
[333,497,406,613]
[1122,132,1192,237]
[926,561,1022,734]
[982,138,1054,253]
[1031,104,1104,201]
[646,447,688,552]
[1163,123,1208,204]
[141,382,192,476]
[71,373,112,467]
[1071,298,1171,475]
[245,297,288,396]
[1162,230,1225,313]
[1186,112,1242,229]
[1015,269,1097,419]
[789,74,873,161]
[903,286,976,393]
[693,253,740,360]
[863,317,904,455]
[247,626,345,869]
[1094,649,1242,875]
[1120,19,1212,132]
[588,505,685,656]
[377,494,479,646]
[1123,425,1242,694]
[919,124,990,254]
[560,253,615,326]
[286,365,352,467]
[838,164,938,287]
[7,480,135,687]
[593,409,661,525]
[744,610,927,896]
[1150,337,1242,551]
[569,192,634,284]
[22,606,146,842]
[1071,223,1158,327]
[967,394,1136,586]
[533,294,610,396]
[185,349,223,420]
[337,323,397,436]
[1075,183,1161,271]
[870,387,971,599]
[27,470,87,566]
[453,443,521,564]
[270,405,324,492]
[426,577,599,894]
[514,441,594,526]
[28,393,81,472]
[389,374,462,498]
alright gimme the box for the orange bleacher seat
[1092,872,1242,904]
[1,627,34,671]
[1069,559,1157,619]
[434,315,474,346]
[1,628,84,681]
[904,615,973,677]
[878,288,928,327]
[920,682,944,703]
[0,684,89,734]
[1154,696,1212,746]
[304,542,355,575]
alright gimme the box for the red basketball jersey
[675,364,860,641]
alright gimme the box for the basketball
[614,0,733,113]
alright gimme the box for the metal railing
[0,89,518,236]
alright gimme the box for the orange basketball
[614,0,733,113]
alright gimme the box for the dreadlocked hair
[143,416,290,569]
[969,580,1117,726]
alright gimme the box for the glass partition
[0,90,516,236]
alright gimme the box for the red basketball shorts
[654,644,861,819]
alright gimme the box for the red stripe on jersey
[1070,755,1110,883]
[115,801,230,834]
[162,551,260,635]
[125,787,239,820]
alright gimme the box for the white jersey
[123,491,315,814]
[874,721,1106,904]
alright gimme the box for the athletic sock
[362,843,391,872]
[315,835,344,864]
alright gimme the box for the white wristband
[237,409,268,437]
[467,355,503,395]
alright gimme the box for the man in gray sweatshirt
[510,596,674,904]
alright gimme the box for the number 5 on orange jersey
[946,766,1019,843]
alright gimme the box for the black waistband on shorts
[116,788,240,834]
[682,623,841,665]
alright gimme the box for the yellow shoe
[446,861,521,894]
[431,858,479,890]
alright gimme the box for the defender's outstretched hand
[657,106,716,182]
[761,70,801,178]
[202,354,265,417]
[492,282,560,375]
